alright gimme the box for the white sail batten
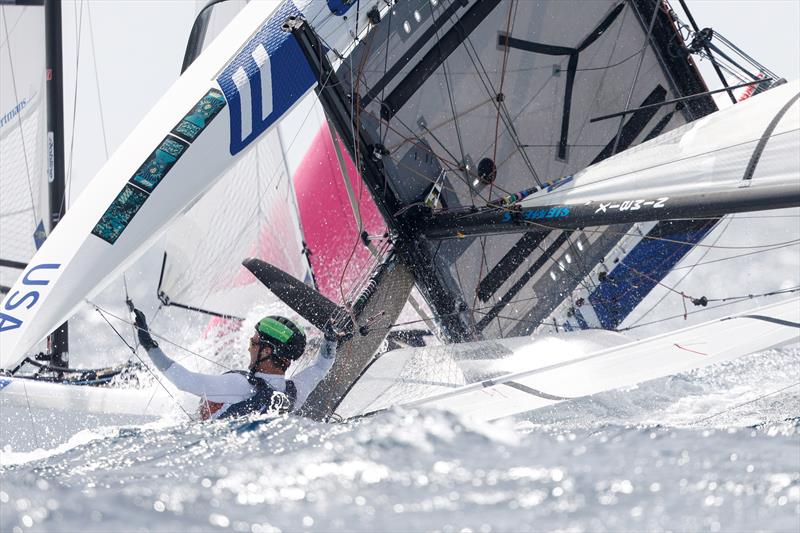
[0,0,358,368]
[518,80,800,215]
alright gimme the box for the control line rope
[690,381,800,425]
[93,305,194,420]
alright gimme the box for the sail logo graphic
[0,263,60,333]
[0,97,28,130]
[217,1,315,156]
[502,206,570,223]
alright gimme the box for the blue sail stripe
[588,223,715,329]
[217,1,316,156]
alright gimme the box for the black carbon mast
[42,0,68,368]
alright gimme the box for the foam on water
[1,429,112,468]
[1,346,798,532]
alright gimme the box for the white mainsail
[0,0,358,368]
[0,4,48,292]
[157,122,313,319]
[157,1,314,321]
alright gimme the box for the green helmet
[254,316,306,363]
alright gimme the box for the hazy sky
[674,0,800,107]
[683,0,799,81]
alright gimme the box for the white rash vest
[145,339,336,419]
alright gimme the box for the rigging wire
[612,0,660,155]
[575,44,648,72]
[378,0,391,146]
[91,301,240,375]
[615,286,800,332]
[20,380,42,451]
[670,240,800,270]
[429,1,470,201]
[689,381,800,426]
[376,284,800,335]
[63,0,85,212]
[86,2,109,159]
[491,0,516,190]
[94,306,193,420]
[628,214,736,327]
[457,2,541,187]
[520,219,800,251]
[122,276,138,351]
[337,26,376,319]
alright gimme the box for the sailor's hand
[323,322,340,342]
[132,308,158,350]
[132,308,148,329]
[323,318,354,343]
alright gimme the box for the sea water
[1,346,798,532]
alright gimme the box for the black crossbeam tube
[160,299,244,321]
[0,259,27,269]
[420,185,800,240]
[590,79,772,122]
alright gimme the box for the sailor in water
[132,308,339,420]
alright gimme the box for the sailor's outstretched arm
[290,337,337,408]
[132,308,252,403]
[144,346,252,403]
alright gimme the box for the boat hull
[0,376,179,454]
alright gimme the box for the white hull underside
[0,377,182,454]
[336,297,800,421]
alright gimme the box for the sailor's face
[249,334,271,363]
